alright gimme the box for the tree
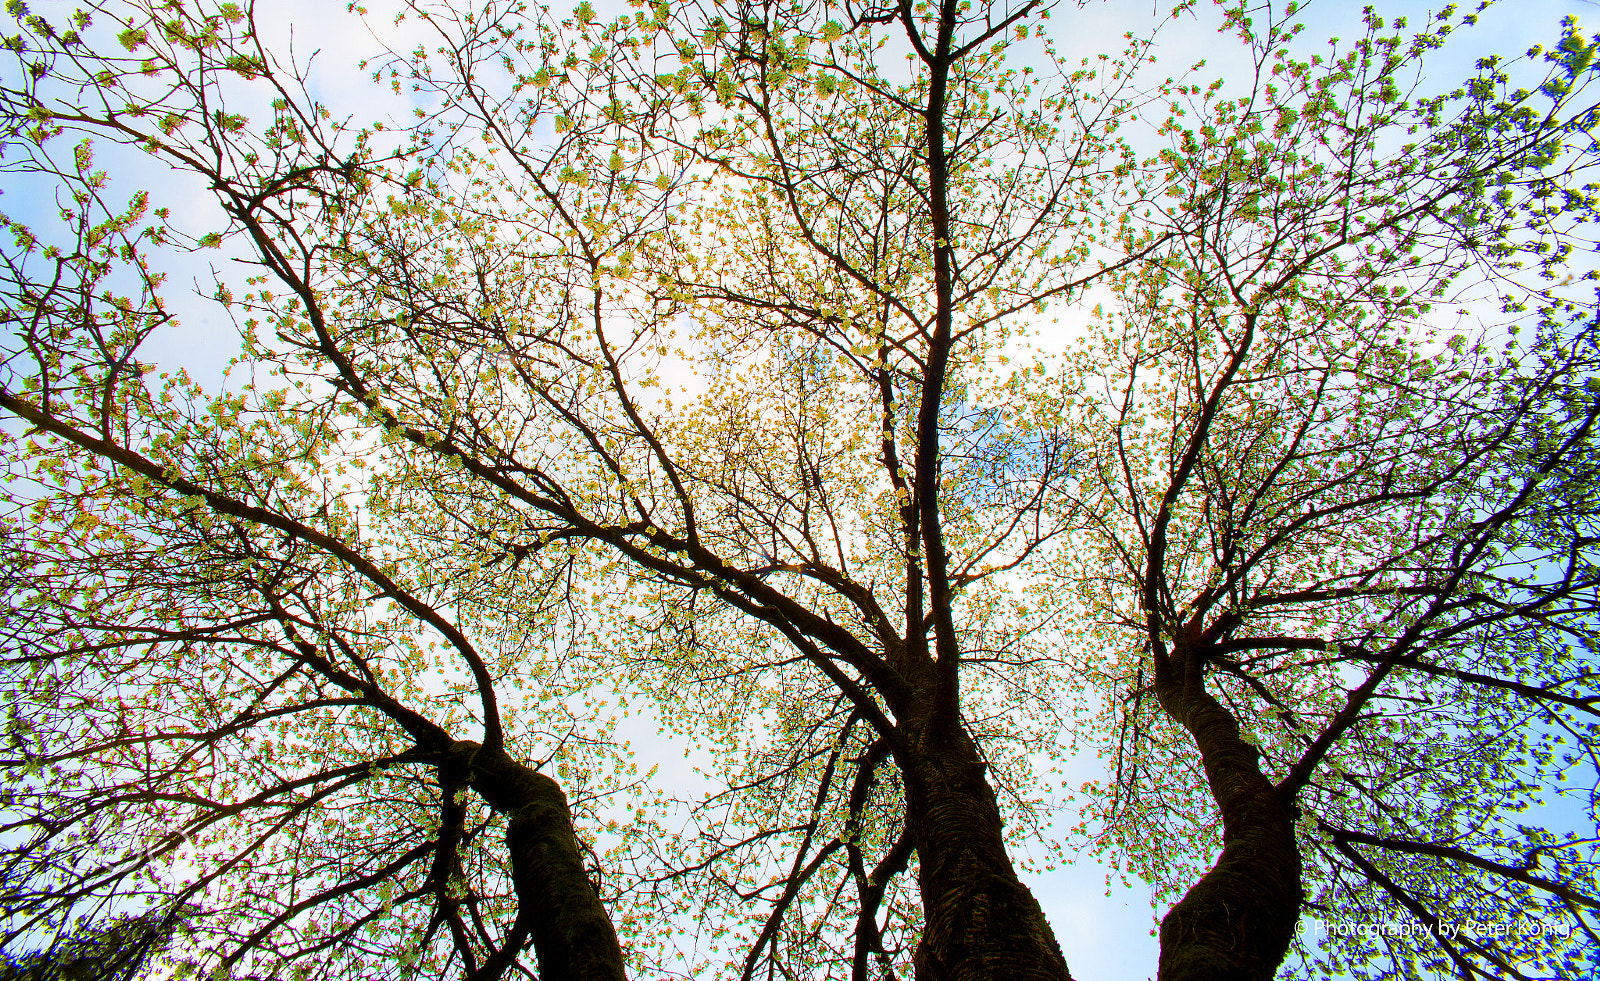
[0,905,196,981]
[0,2,1595,981]
[1062,7,1600,980]
[0,3,630,978]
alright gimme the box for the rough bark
[1152,643,1302,981]
[449,740,627,981]
[901,720,1073,981]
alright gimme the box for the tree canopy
[1,1,1597,980]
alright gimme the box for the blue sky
[4,1,1596,978]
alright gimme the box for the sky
[4,0,1597,978]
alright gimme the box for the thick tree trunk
[901,721,1073,981]
[1153,648,1302,981]
[450,740,627,981]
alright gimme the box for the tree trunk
[1153,647,1302,981]
[451,740,628,981]
[901,720,1073,981]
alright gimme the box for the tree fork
[1152,642,1302,981]
[448,740,627,981]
